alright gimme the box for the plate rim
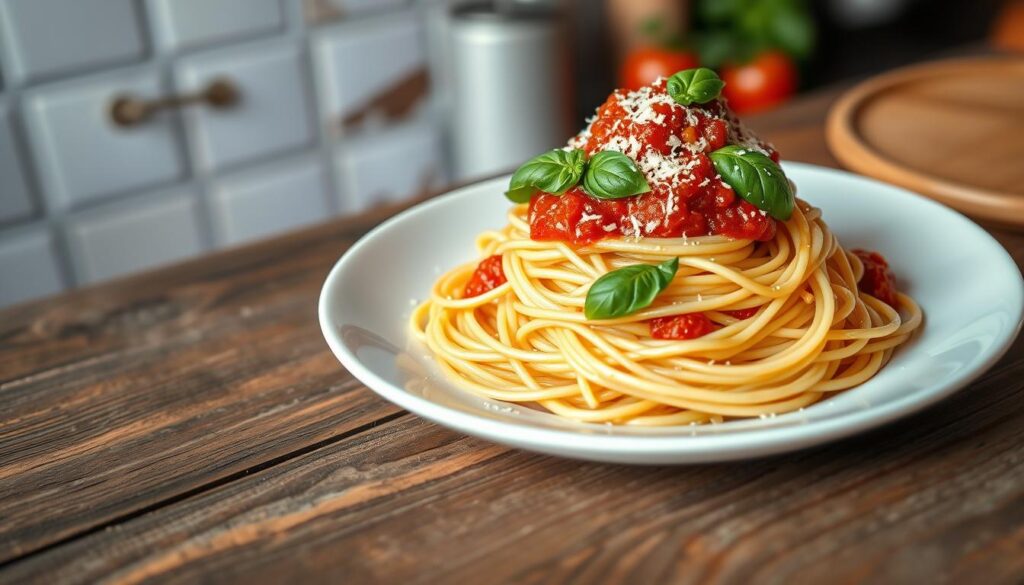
[319,162,1024,463]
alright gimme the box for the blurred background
[0,0,1019,308]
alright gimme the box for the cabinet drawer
[0,100,35,224]
[64,188,206,284]
[23,67,186,210]
[149,0,284,52]
[176,41,314,172]
[0,224,64,308]
[0,0,146,83]
[209,156,330,246]
[335,120,443,214]
[312,13,429,137]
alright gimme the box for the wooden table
[3,84,1024,585]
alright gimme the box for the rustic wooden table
[2,84,1024,585]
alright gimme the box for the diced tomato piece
[852,249,898,306]
[463,255,507,298]
[649,313,717,340]
[724,306,760,319]
[529,190,586,242]
[708,201,775,241]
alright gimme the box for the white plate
[319,163,1024,464]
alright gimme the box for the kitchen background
[0,0,1012,309]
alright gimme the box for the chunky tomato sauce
[463,254,506,298]
[852,249,898,307]
[528,79,778,246]
[649,313,716,340]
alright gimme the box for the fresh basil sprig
[582,151,651,200]
[709,145,794,220]
[585,258,679,320]
[666,67,725,106]
[506,148,587,203]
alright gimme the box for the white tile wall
[65,189,206,284]
[149,0,284,52]
[0,225,64,307]
[0,0,146,83]
[210,156,330,246]
[0,1,445,309]
[176,40,315,172]
[23,67,186,209]
[336,119,442,213]
[0,100,35,224]
[313,13,425,129]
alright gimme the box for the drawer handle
[109,78,240,127]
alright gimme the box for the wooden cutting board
[826,56,1024,227]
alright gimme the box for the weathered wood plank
[0,204,412,561]
[2,340,1022,585]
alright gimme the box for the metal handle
[110,78,240,127]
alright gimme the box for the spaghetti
[410,68,921,426]
[411,202,921,425]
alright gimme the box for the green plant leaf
[709,145,795,220]
[506,148,587,203]
[769,4,814,58]
[666,67,726,106]
[585,258,679,320]
[694,30,739,69]
[582,150,651,200]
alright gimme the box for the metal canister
[448,0,574,181]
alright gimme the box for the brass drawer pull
[110,78,240,127]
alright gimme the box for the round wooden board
[826,56,1024,227]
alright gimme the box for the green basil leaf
[582,151,651,200]
[709,145,794,220]
[506,148,587,203]
[585,258,679,320]
[666,67,725,106]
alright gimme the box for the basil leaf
[666,67,725,106]
[585,258,679,320]
[582,151,651,200]
[709,145,794,220]
[506,149,587,203]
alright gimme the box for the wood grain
[1,76,1023,585]
[0,204,412,561]
[826,56,1024,227]
[3,339,1023,584]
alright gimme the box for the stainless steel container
[448,0,574,181]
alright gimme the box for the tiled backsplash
[0,0,447,308]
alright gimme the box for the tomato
[852,250,898,307]
[649,314,716,340]
[619,48,700,91]
[463,255,507,298]
[721,50,798,114]
[724,306,760,320]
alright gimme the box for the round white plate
[319,163,1024,464]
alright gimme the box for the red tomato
[724,307,760,320]
[463,255,506,298]
[619,48,700,91]
[852,250,898,307]
[649,314,716,340]
[721,51,798,114]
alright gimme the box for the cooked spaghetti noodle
[411,200,921,426]
[410,68,921,426]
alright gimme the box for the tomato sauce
[649,313,717,340]
[852,249,898,307]
[528,79,778,246]
[463,255,506,298]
